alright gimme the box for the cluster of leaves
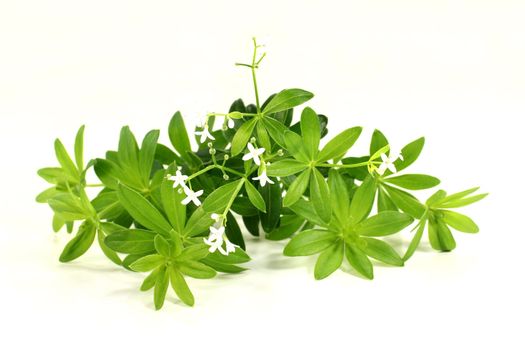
[36,42,486,310]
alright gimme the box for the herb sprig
[37,38,486,309]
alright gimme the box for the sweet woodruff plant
[36,39,486,309]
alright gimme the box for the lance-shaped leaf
[129,254,166,272]
[168,111,192,160]
[370,129,389,156]
[259,181,282,233]
[231,118,258,156]
[105,229,156,254]
[300,107,320,160]
[310,168,331,223]
[161,178,186,233]
[394,137,425,172]
[284,229,338,256]
[318,127,363,163]
[262,88,314,115]
[283,130,308,162]
[441,210,479,233]
[361,238,404,266]
[355,211,413,237]
[154,268,170,310]
[314,240,344,280]
[385,174,440,190]
[138,129,159,184]
[384,185,426,219]
[266,159,307,177]
[117,184,173,236]
[262,116,287,148]
[170,268,195,306]
[74,125,85,171]
[202,179,244,214]
[245,181,266,213]
[59,221,97,262]
[349,175,377,224]
[345,243,374,280]
[283,168,311,207]
[54,138,79,179]
[328,169,350,226]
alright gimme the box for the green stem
[317,161,373,169]
[222,178,246,218]
[251,38,261,113]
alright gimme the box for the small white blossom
[242,143,265,166]
[253,170,274,187]
[195,125,215,143]
[168,168,188,188]
[227,118,235,129]
[225,240,239,254]
[211,213,221,222]
[377,152,404,176]
[203,226,227,255]
[181,187,204,206]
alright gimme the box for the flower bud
[224,154,230,160]
[209,148,216,155]
[223,174,230,180]
[250,137,256,144]
[277,149,284,156]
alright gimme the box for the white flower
[227,118,235,129]
[225,239,239,254]
[203,226,227,255]
[195,125,215,143]
[181,187,204,206]
[211,213,221,222]
[242,143,265,166]
[377,152,404,176]
[168,168,188,188]
[252,170,274,187]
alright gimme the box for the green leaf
[259,181,282,233]
[231,118,257,156]
[176,244,210,261]
[183,207,214,237]
[161,178,186,233]
[439,194,488,209]
[74,125,85,171]
[140,266,164,291]
[300,107,320,160]
[96,228,122,266]
[59,221,96,262]
[439,187,479,204]
[441,210,479,233]
[289,198,326,227]
[362,238,404,266]
[283,229,338,256]
[118,126,140,172]
[54,138,79,179]
[36,187,61,203]
[178,261,217,279]
[256,122,272,152]
[428,219,456,252]
[154,235,171,256]
[168,111,192,160]
[426,189,447,207]
[262,116,287,148]
[37,167,77,184]
[224,212,245,250]
[356,211,414,237]
[384,185,426,219]
[345,243,374,279]
[370,129,389,156]
[314,241,344,280]
[283,130,308,162]
[377,187,398,212]
[266,215,305,241]
[117,184,173,236]
[385,174,440,190]
[262,88,314,115]
[202,179,244,214]
[349,175,377,224]
[283,168,311,207]
[310,168,331,223]
[138,130,159,184]
[154,268,169,310]
[129,254,165,272]
[403,219,426,261]
[318,127,363,163]
[266,159,307,177]
[245,181,266,213]
[170,268,195,306]
[328,169,350,226]
[395,137,425,172]
[105,229,156,254]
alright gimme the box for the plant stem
[251,38,261,113]
[222,178,246,218]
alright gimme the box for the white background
[1,0,523,349]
